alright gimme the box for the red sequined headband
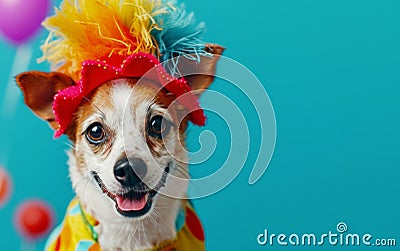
[53,52,205,138]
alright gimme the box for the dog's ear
[16,71,75,129]
[179,44,225,96]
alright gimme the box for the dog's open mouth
[91,166,169,217]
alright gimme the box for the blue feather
[151,1,210,76]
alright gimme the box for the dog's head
[16,45,223,220]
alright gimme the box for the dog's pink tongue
[116,194,148,211]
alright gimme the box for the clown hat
[39,0,216,137]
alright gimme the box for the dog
[15,0,223,250]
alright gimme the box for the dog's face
[16,45,223,223]
[70,78,188,218]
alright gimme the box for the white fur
[70,80,189,250]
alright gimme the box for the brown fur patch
[66,81,116,170]
[130,80,186,157]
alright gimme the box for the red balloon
[0,167,11,207]
[15,200,54,240]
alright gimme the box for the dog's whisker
[142,220,151,244]
[174,164,190,176]
[61,140,76,149]
[138,221,143,245]
[174,167,190,180]
[150,210,163,232]
[150,208,164,232]
[176,166,190,175]
[174,161,204,195]
[132,220,140,240]
[152,206,168,212]
[173,161,191,177]
[148,214,159,228]
[73,175,92,195]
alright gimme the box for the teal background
[1,0,399,250]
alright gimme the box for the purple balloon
[0,0,50,45]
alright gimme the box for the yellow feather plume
[40,0,168,80]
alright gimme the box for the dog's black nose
[113,157,147,187]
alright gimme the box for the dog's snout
[113,157,147,187]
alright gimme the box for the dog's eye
[86,122,106,144]
[148,115,170,139]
